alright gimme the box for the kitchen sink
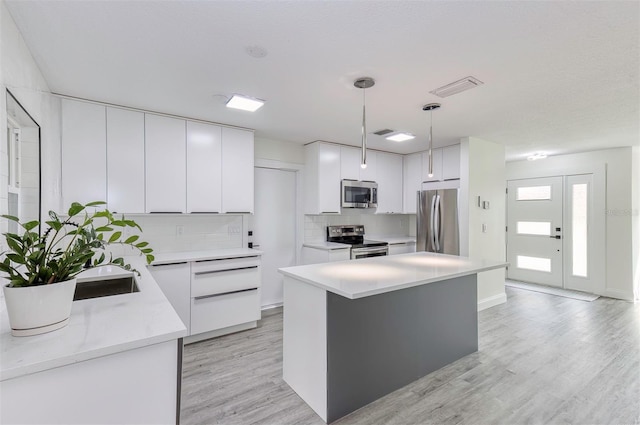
[73,276,139,301]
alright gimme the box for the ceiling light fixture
[386,133,415,142]
[527,152,547,161]
[226,94,265,112]
[354,77,375,169]
[430,76,484,98]
[422,103,441,178]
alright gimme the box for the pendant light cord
[361,86,367,168]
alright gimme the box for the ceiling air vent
[373,128,394,136]
[429,76,484,98]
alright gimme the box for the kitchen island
[278,252,507,423]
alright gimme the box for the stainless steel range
[326,225,388,259]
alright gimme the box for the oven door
[351,246,389,260]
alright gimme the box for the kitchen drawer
[191,256,260,273]
[190,289,260,335]
[191,263,260,298]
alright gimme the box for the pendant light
[422,103,441,178]
[354,77,375,169]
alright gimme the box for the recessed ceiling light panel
[430,76,484,98]
[226,94,265,112]
[386,133,415,142]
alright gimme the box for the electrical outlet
[176,225,184,237]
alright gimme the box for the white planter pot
[3,279,77,337]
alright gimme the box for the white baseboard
[603,288,635,301]
[478,292,507,311]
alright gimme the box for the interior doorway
[252,167,297,308]
[506,174,602,294]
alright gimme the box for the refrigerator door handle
[434,195,441,252]
[430,195,437,251]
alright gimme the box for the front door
[507,177,564,287]
[507,174,598,293]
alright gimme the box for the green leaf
[49,210,59,221]
[7,253,26,264]
[22,220,40,231]
[146,254,155,264]
[108,231,122,243]
[124,235,139,244]
[93,211,110,218]
[97,233,104,240]
[85,201,106,207]
[45,220,63,231]
[95,226,114,232]
[1,215,20,222]
[68,202,85,217]
[141,248,153,254]
[111,220,126,227]
[135,241,149,248]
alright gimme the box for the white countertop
[0,256,187,382]
[151,248,263,264]
[279,252,508,299]
[302,242,351,251]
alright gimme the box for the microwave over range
[341,179,378,209]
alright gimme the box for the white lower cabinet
[389,242,416,255]
[150,255,261,343]
[301,247,350,265]
[149,262,191,334]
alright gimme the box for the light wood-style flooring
[181,287,640,424]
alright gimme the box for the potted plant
[0,201,154,336]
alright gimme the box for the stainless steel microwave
[341,180,378,208]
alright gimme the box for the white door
[507,177,564,287]
[507,174,599,293]
[252,167,296,307]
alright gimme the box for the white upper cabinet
[421,148,443,182]
[61,99,107,208]
[340,146,376,181]
[442,144,461,180]
[145,114,186,213]
[221,127,254,213]
[305,142,341,214]
[106,107,145,213]
[187,122,222,213]
[403,152,422,214]
[376,152,403,214]
[340,146,360,180]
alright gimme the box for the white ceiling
[5,0,639,160]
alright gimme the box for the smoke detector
[430,76,484,98]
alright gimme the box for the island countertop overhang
[279,252,508,299]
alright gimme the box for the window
[572,183,588,277]
[516,186,551,201]
[517,255,551,272]
[516,221,551,236]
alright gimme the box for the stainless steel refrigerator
[416,189,460,254]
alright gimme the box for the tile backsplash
[304,210,415,242]
[116,214,244,255]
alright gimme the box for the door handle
[549,235,562,239]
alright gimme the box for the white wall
[460,137,507,311]
[255,137,304,165]
[633,146,639,300]
[1,0,61,252]
[506,147,637,301]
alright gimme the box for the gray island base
[280,252,506,423]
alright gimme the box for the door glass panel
[517,255,551,272]
[516,221,551,236]
[572,183,588,277]
[517,186,551,200]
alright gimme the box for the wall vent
[373,128,394,136]
[429,76,484,98]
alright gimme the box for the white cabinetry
[340,146,376,181]
[301,247,350,265]
[305,142,341,214]
[421,148,443,182]
[145,114,186,213]
[187,122,222,213]
[149,262,191,334]
[189,256,261,339]
[376,152,403,214]
[389,242,416,255]
[442,144,461,180]
[106,107,145,213]
[61,99,106,207]
[403,153,422,214]
[221,127,254,213]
